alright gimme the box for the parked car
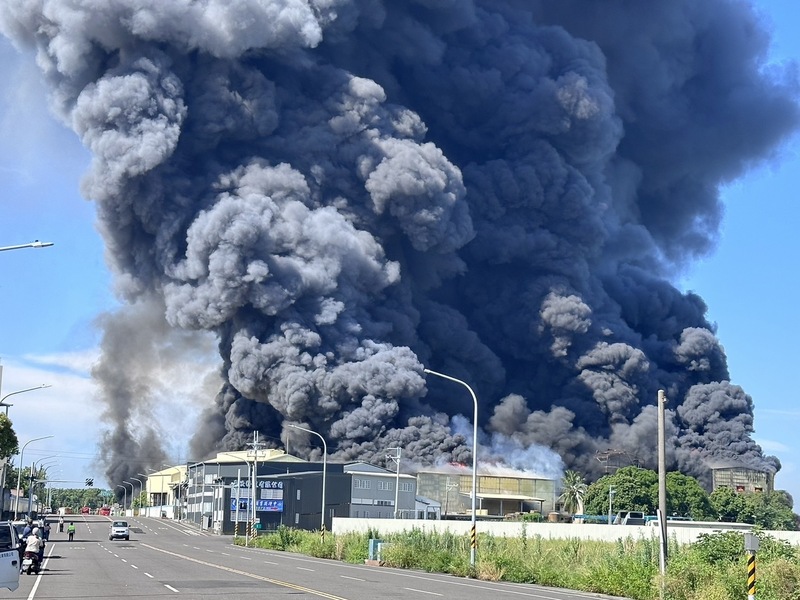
[0,521,21,591]
[109,521,130,541]
[613,511,646,525]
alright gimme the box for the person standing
[58,515,64,532]
[67,522,75,542]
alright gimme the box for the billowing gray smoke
[2,1,796,490]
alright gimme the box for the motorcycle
[22,551,40,575]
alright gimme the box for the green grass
[234,528,800,600]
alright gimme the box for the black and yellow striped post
[469,524,477,552]
[744,532,759,600]
[320,524,325,543]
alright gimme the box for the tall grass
[237,528,800,600]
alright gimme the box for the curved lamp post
[121,482,134,513]
[137,473,152,511]
[423,368,479,568]
[30,457,58,517]
[0,241,54,252]
[130,477,145,514]
[288,424,327,535]
[116,485,127,515]
[14,435,54,520]
[0,384,52,415]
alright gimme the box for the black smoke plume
[1,1,796,490]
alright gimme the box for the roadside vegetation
[237,526,800,600]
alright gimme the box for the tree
[558,470,588,515]
[664,472,715,520]
[583,467,658,516]
[710,487,748,522]
[0,414,19,459]
[582,467,715,519]
[743,491,797,531]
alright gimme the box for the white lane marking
[297,567,315,572]
[340,575,364,581]
[131,564,139,569]
[145,572,154,578]
[165,584,180,593]
[404,588,442,596]
[264,561,278,565]
[220,552,231,556]
[121,559,128,563]
[240,557,250,561]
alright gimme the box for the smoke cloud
[1,1,796,489]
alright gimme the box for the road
[0,515,629,599]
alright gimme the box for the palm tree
[558,470,588,515]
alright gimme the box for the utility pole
[386,448,401,519]
[247,432,266,541]
[657,389,668,576]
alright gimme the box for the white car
[109,521,130,541]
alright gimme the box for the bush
[233,526,799,600]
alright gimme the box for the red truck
[98,506,111,516]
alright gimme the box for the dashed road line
[141,543,348,600]
[404,588,442,596]
[165,584,180,593]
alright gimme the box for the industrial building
[709,460,774,494]
[416,466,558,517]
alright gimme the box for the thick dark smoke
[2,1,797,489]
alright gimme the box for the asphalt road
[0,515,630,599]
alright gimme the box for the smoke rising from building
[1,1,796,489]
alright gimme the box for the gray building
[185,452,417,534]
[344,462,417,519]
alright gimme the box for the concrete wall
[331,517,800,546]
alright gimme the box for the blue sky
[0,1,798,503]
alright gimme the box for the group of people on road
[18,516,77,573]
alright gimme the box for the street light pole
[288,424,327,535]
[116,485,127,515]
[423,368,479,568]
[122,482,134,514]
[0,384,52,415]
[0,385,52,519]
[131,477,145,515]
[14,435,54,520]
[137,473,152,514]
[0,240,54,252]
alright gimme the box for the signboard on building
[230,498,284,512]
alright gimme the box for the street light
[0,240,54,252]
[14,435,54,519]
[121,482,134,513]
[116,485,127,515]
[131,477,145,514]
[30,457,58,517]
[137,473,152,511]
[608,486,616,525]
[0,384,52,415]
[423,368,479,568]
[288,424,327,535]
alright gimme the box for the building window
[378,481,393,491]
[297,490,301,500]
[354,479,372,490]
[399,482,413,492]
